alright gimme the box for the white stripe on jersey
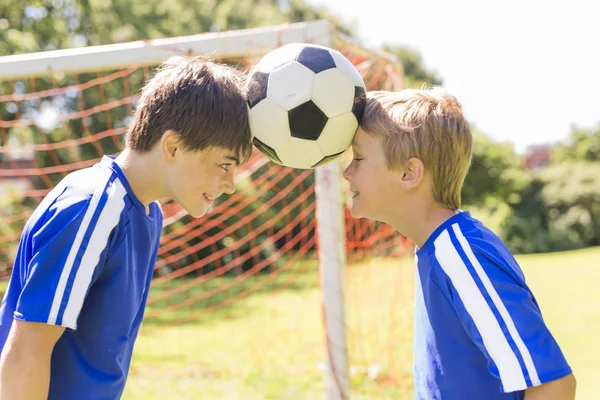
[47,169,126,329]
[62,180,126,328]
[451,223,541,387]
[434,229,527,392]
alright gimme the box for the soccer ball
[246,43,367,169]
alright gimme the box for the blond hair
[361,88,473,210]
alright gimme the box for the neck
[388,201,457,249]
[114,148,167,207]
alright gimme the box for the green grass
[513,247,600,400]
[122,246,600,399]
[0,247,597,399]
[123,256,414,400]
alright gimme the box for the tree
[0,0,352,56]
[553,122,600,163]
[461,130,523,207]
[500,161,600,253]
[540,161,600,246]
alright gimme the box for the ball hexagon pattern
[312,68,356,118]
[248,98,291,149]
[247,43,367,169]
[288,100,328,141]
[267,61,315,111]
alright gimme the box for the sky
[307,0,600,153]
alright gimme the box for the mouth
[203,193,217,203]
[350,189,359,198]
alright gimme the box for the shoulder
[152,200,163,218]
[27,165,129,242]
[431,211,510,263]
[429,211,526,289]
[457,212,525,279]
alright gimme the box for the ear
[399,157,425,191]
[161,130,180,162]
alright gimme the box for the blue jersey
[413,211,571,400]
[0,155,163,400]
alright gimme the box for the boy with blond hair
[0,55,252,400]
[343,88,576,400]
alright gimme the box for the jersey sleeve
[14,176,126,330]
[433,226,572,393]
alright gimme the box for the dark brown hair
[126,55,252,162]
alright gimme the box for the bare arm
[0,320,65,400]
[524,374,576,400]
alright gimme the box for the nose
[222,172,235,195]
[343,163,352,181]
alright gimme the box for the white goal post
[0,20,403,400]
[0,20,333,80]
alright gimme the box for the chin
[349,197,365,218]
[189,209,207,218]
[351,204,384,223]
[184,203,208,218]
[349,203,366,219]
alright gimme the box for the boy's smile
[203,193,217,204]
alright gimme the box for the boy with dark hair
[0,55,252,400]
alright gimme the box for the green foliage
[541,161,600,210]
[501,161,600,253]
[540,161,600,246]
[462,130,524,207]
[553,122,600,163]
[0,0,352,57]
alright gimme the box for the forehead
[351,128,367,146]
[352,128,379,151]
[197,146,239,163]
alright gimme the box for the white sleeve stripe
[434,229,527,392]
[47,170,125,328]
[47,169,112,325]
[62,180,126,329]
[452,223,541,387]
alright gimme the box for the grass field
[118,246,600,399]
[0,247,597,399]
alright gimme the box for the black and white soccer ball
[246,43,367,169]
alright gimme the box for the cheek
[170,164,203,196]
[355,165,373,190]
[359,166,392,198]
[378,174,399,201]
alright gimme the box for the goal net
[0,20,412,399]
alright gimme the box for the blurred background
[0,1,599,399]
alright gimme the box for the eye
[220,164,231,171]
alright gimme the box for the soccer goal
[0,20,407,399]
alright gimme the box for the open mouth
[203,193,216,203]
[350,190,359,198]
